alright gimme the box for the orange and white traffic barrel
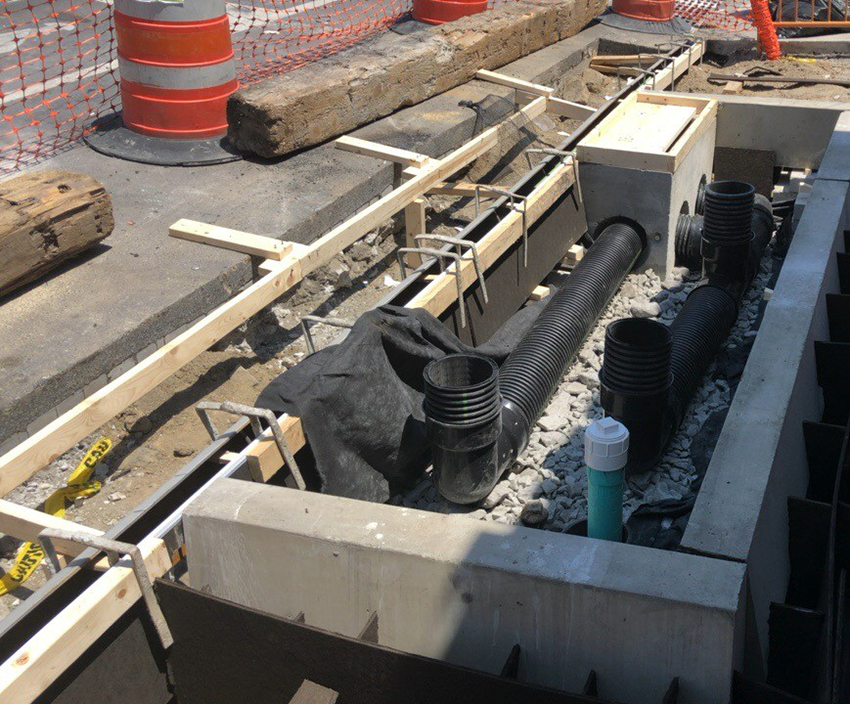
[413,0,488,24]
[611,0,675,21]
[86,0,240,165]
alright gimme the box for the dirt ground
[0,63,618,617]
[677,55,850,101]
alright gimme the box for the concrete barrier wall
[185,477,746,704]
[682,113,850,668]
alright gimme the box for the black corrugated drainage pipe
[424,222,645,503]
[675,212,704,269]
[602,181,774,473]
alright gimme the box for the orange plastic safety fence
[1,0,119,173]
[0,0,508,174]
[674,0,756,31]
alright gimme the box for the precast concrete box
[577,92,717,277]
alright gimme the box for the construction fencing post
[85,0,241,165]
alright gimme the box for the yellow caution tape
[0,438,112,596]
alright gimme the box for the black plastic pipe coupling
[599,318,673,474]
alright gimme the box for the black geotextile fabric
[256,303,549,503]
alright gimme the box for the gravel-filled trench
[400,234,782,543]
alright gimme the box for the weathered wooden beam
[0,170,113,298]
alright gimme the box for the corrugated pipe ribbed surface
[668,284,739,427]
[675,213,704,269]
[703,180,755,244]
[499,222,644,430]
[599,319,673,472]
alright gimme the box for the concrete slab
[185,477,747,704]
[681,174,850,663]
[0,25,607,448]
[817,110,850,182]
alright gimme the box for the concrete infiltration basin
[182,95,850,703]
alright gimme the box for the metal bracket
[38,528,174,649]
[413,234,489,304]
[475,185,529,267]
[195,400,306,490]
[632,67,658,91]
[299,315,356,355]
[523,147,583,204]
[397,247,467,329]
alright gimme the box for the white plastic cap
[584,417,629,472]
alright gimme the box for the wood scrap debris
[0,170,113,298]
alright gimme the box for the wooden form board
[577,91,717,173]
[169,220,295,261]
[589,101,696,153]
[334,136,432,167]
[0,536,171,702]
[0,499,103,557]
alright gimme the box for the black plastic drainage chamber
[423,354,502,504]
[599,318,673,474]
[602,180,774,473]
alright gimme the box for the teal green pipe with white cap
[584,417,629,542]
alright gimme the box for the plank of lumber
[403,198,426,268]
[426,182,479,197]
[0,96,550,498]
[0,170,113,298]
[528,285,550,301]
[246,151,574,479]
[0,499,103,557]
[564,244,585,266]
[0,536,171,702]
[169,219,293,261]
[475,69,555,97]
[546,97,595,120]
[589,102,696,153]
[590,54,666,67]
[334,136,432,167]
[722,81,744,95]
[246,415,307,483]
[651,42,704,91]
[289,680,339,704]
